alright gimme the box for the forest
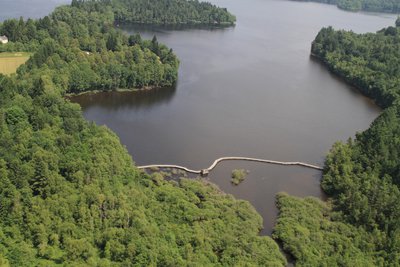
[2,0,399,265]
[0,0,236,94]
[72,0,236,25]
[0,2,179,94]
[311,21,400,108]
[294,0,400,13]
[0,0,289,266]
[273,20,400,266]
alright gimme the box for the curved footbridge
[137,156,323,176]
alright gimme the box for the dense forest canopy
[71,0,236,25]
[273,21,400,266]
[274,193,386,266]
[0,0,288,266]
[294,0,400,13]
[311,25,400,108]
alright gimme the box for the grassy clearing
[0,52,31,58]
[0,52,31,75]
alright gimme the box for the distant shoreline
[65,85,163,98]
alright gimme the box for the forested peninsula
[293,0,399,13]
[88,0,237,25]
[0,2,180,94]
[0,1,288,266]
[273,20,400,266]
[0,0,235,95]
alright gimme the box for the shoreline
[65,85,164,98]
[309,52,384,110]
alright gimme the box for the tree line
[294,0,400,13]
[72,0,236,25]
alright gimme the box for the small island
[231,169,248,185]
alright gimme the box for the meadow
[0,52,30,75]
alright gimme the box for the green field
[0,52,30,75]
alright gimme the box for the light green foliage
[231,169,247,185]
[0,53,30,75]
[273,193,385,266]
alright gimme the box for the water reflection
[209,161,325,235]
[68,86,177,112]
[119,22,234,33]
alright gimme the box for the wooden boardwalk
[137,156,323,175]
[137,164,202,174]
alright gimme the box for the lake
[2,0,395,235]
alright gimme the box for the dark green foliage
[320,107,400,263]
[128,33,142,46]
[111,0,236,25]
[311,25,400,108]
[70,0,236,25]
[294,0,400,13]
[274,21,400,266]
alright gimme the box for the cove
[68,0,392,235]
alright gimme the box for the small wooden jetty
[138,156,323,176]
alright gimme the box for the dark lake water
[2,0,395,235]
